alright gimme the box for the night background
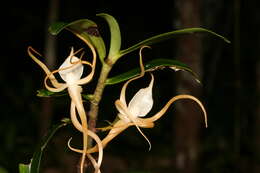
[1,0,259,173]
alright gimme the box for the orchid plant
[20,13,230,173]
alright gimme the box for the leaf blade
[105,58,200,85]
[19,164,30,173]
[97,13,121,60]
[120,27,230,57]
[19,119,71,173]
[37,89,66,97]
[49,19,106,62]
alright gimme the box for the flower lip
[116,74,154,124]
[127,74,154,118]
[58,55,84,85]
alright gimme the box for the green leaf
[49,19,106,62]
[37,89,66,97]
[37,89,93,101]
[119,27,230,57]
[105,58,200,85]
[82,94,94,101]
[19,164,30,173]
[19,119,71,173]
[97,13,121,60]
[37,89,93,102]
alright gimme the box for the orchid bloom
[28,40,103,173]
[67,46,207,155]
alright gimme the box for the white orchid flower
[68,46,207,159]
[28,39,102,173]
[117,74,154,122]
[81,46,208,155]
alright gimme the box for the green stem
[88,63,112,146]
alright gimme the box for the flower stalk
[88,63,112,146]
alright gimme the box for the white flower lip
[128,74,154,118]
[58,55,84,85]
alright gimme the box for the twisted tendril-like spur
[28,40,103,173]
[75,46,208,154]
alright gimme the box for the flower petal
[114,100,131,122]
[128,74,154,117]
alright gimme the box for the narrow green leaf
[31,118,70,173]
[97,13,121,60]
[37,89,93,101]
[105,58,200,85]
[19,119,71,173]
[82,94,94,101]
[120,27,230,57]
[19,164,30,173]
[37,89,66,97]
[49,19,106,62]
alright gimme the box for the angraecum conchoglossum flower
[28,38,103,173]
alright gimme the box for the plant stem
[88,63,112,146]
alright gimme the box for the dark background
[1,0,259,173]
